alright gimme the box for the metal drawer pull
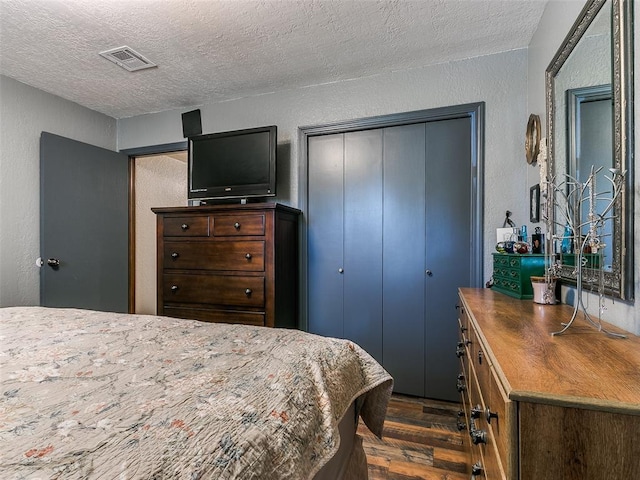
[485,407,498,424]
[171,285,179,292]
[469,420,487,445]
[471,462,484,479]
[471,428,487,445]
[171,252,179,259]
[245,253,252,260]
[181,223,189,230]
[470,405,482,419]
[234,222,241,230]
[245,288,252,296]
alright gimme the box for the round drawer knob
[181,223,189,230]
[171,285,179,292]
[245,253,252,260]
[234,222,241,230]
[338,268,344,274]
[485,407,498,424]
[245,288,252,296]
[171,252,179,259]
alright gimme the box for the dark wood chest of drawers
[153,203,300,328]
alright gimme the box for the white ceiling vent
[99,46,156,72]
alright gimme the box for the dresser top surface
[151,203,301,215]
[459,288,640,414]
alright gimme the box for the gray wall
[0,75,117,306]
[527,0,639,335]
[119,49,531,291]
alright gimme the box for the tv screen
[188,125,277,202]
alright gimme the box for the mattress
[0,307,392,479]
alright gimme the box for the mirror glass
[546,0,634,299]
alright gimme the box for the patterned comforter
[0,307,392,479]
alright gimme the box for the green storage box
[492,253,547,299]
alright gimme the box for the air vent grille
[99,46,156,72]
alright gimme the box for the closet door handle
[338,268,344,274]
[426,269,433,277]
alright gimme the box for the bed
[0,307,393,479]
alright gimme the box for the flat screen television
[188,125,277,202]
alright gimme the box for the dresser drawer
[163,216,210,237]
[493,255,522,269]
[493,267,521,281]
[487,366,515,479]
[212,214,265,236]
[163,241,265,271]
[163,273,265,308]
[163,306,265,326]
[493,277,523,297]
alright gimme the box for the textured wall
[134,154,187,315]
[119,49,531,290]
[0,75,116,307]
[528,0,639,335]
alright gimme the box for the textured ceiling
[0,0,548,119]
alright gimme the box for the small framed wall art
[530,184,540,223]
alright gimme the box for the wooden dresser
[457,287,640,480]
[152,203,300,328]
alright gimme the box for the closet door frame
[298,103,485,331]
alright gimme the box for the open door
[40,132,129,312]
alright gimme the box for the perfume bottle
[561,224,573,253]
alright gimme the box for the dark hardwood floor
[359,394,469,480]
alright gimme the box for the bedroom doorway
[131,152,187,314]
[301,104,484,400]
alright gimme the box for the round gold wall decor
[525,114,541,165]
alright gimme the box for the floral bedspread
[0,307,392,479]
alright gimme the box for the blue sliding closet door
[307,131,384,362]
[308,134,345,339]
[344,130,384,363]
[424,117,472,400]
[382,124,427,396]
[307,117,473,400]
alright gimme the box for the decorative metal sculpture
[544,166,626,337]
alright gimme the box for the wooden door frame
[121,141,187,313]
[298,103,485,331]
